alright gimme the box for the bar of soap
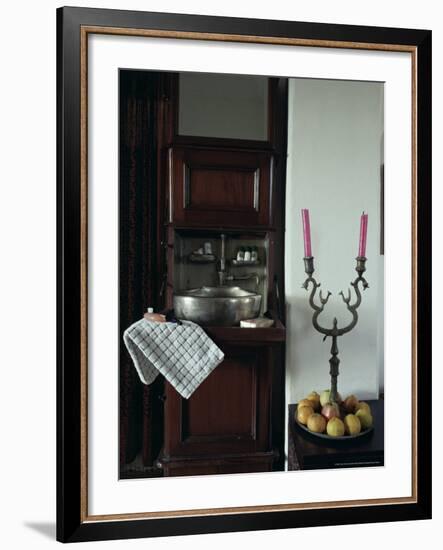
[143,313,166,323]
[240,317,274,328]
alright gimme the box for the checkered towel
[123,319,225,399]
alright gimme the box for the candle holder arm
[302,275,333,337]
[337,261,369,336]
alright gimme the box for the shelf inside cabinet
[203,318,285,346]
[230,259,260,267]
[187,253,216,264]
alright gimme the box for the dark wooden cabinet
[168,146,274,228]
[160,142,286,477]
[159,329,284,477]
[156,78,287,478]
[118,71,288,479]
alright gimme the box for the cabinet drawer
[169,146,274,228]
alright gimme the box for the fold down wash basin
[173,286,262,326]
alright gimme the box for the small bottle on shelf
[251,246,258,262]
[244,247,251,262]
[236,247,245,262]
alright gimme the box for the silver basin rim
[174,286,260,299]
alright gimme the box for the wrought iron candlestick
[302,256,369,404]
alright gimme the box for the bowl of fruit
[295,390,374,441]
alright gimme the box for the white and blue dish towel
[123,319,224,399]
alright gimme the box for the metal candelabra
[302,256,369,404]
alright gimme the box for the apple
[321,402,340,421]
[307,413,327,434]
[343,395,359,413]
[306,391,321,411]
[355,401,371,415]
[355,409,373,429]
[344,414,361,435]
[297,405,314,425]
[326,417,345,437]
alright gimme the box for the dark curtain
[119,70,164,470]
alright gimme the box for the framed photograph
[57,6,431,543]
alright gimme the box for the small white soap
[240,318,274,328]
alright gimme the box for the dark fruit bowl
[295,405,374,441]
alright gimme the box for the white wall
[285,78,384,406]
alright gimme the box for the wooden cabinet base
[161,334,285,477]
[158,450,277,477]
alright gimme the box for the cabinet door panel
[185,166,258,212]
[183,354,257,441]
[169,147,273,227]
[164,346,271,457]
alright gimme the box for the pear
[320,389,342,406]
[298,398,315,410]
[297,405,314,425]
[355,402,371,415]
[306,391,321,411]
[344,414,361,435]
[355,409,373,429]
[326,417,345,437]
[307,413,327,434]
[320,390,331,407]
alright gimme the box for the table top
[288,399,384,469]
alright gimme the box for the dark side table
[288,399,384,470]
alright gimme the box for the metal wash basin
[173,286,262,326]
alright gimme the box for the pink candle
[301,209,312,257]
[358,212,368,257]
